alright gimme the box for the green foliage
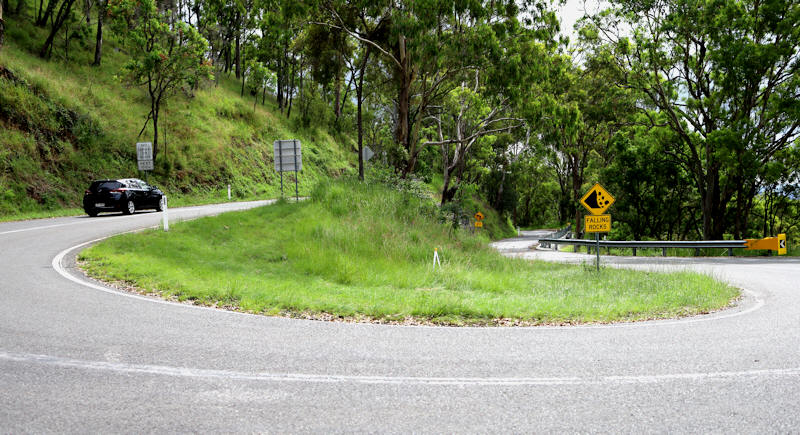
[589,0,800,239]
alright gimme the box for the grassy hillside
[0,13,354,218]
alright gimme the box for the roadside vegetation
[2,0,797,244]
[80,179,738,326]
[0,14,352,220]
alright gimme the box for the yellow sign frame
[580,183,615,215]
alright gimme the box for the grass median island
[79,180,739,325]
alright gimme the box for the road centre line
[0,201,271,236]
[0,215,130,235]
[2,350,799,386]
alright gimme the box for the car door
[126,179,144,207]
[138,181,158,207]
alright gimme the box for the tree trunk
[441,171,456,205]
[37,0,44,22]
[0,0,4,50]
[38,0,58,26]
[395,35,415,176]
[699,164,726,240]
[92,0,104,66]
[356,47,370,181]
[276,58,283,110]
[571,155,582,236]
[40,0,77,58]
[234,13,241,79]
[495,167,506,211]
[152,103,159,162]
[286,55,295,118]
[239,49,245,97]
[334,67,341,123]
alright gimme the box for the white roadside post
[433,248,441,269]
[227,184,231,200]
[162,196,169,232]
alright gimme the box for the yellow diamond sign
[580,183,615,215]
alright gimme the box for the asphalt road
[2,208,800,432]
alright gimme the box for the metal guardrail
[537,225,571,249]
[538,238,748,256]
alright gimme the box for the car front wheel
[85,208,98,217]
[155,196,165,212]
[123,199,135,215]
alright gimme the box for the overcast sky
[556,0,607,42]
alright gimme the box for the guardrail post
[728,248,733,257]
[662,248,667,257]
[694,248,700,256]
[632,247,637,256]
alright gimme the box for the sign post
[579,183,616,271]
[273,140,302,201]
[136,142,153,182]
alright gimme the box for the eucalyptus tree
[538,51,636,235]
[313,0,556,179]
[109,0,212,161]
[586,0,800,239]
[39,0,79,57]
[422,70,526,204]
[601,121,700,240]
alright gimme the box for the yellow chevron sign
[745,233,787,255]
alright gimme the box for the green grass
[79,180,739,326]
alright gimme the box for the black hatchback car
[83,178,165,216]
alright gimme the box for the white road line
[0,201,272,236]
[0,215,131,235]
[2,350,798,386]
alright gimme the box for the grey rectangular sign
[136,142,154,171]
[273,140,302,172]
[362,146,374,162]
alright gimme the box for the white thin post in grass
[162,196,169,232]
[227,184,231,200]
[433,248,441,269]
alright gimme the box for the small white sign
[137,142,154,171]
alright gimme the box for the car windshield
[90,181,123,191]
